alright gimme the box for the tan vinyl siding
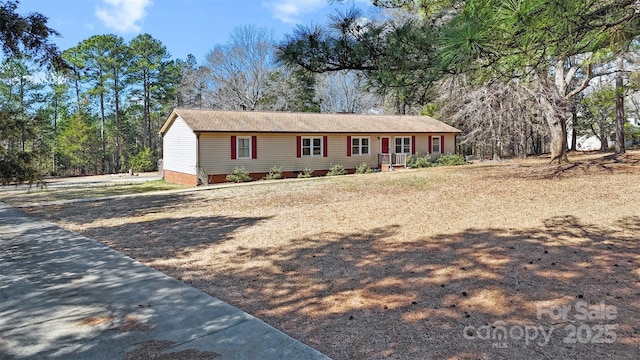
[198,132,456,175]
[432,134,457,155]
[162,117,197,175]
[408,134,457,158]
[444,134,456,154]
[414,135,430,156]
[388,134,446,156]
[200,133,380,175]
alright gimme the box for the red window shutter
[347,136,352,156]
[251,136,257,159]
[428,136,432,154]
[440,136,445,154]
[296,136,301,158]
[411,136,416,155]
[323,136,328,157]
[231,136,237,159]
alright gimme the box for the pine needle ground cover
[18,151,640,359]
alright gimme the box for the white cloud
[265,0,372,24]
[264,0,327,24]
[95,0,152,33]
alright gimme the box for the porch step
[380,164,406,172]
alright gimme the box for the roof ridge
[161,108,461,135]
[174,108,437,118]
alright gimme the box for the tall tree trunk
[144,69,151,149]
[489,116,499,160]
[52,95,57,175]
[114,73,121,172]
[496,115,504,159]
[73,69,81,112]
[570,106,578,151]
[541,57,594,162]
[615,55,625,154]
[146,81,151,149]
[540,94,568,163]
[599,123,609,151]
[19,76,25,152]
[520,116,528,158]
[99,72,106,173]
[547,116,568,163]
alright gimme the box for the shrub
[196,166,209,186]
[355,162,374,174]
[407,154,433,169]
[263,165,283,180]
[435,154,467,166]
[226,166,252,183]
[129,147,155,172]
[326,163,347,176]
[297,168,313,178]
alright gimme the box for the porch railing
[378,153,408,167]
[394,153,407,167]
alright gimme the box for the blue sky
[16,0,376,62]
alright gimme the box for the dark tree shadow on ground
[0,205,265,359]
[131,214,640,359]
[21,192,226,224]
[19,193,269,262]
[14,193,640,359]
[509,152,640,179]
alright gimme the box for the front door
[381,137,390,154]
[379,137,391,166]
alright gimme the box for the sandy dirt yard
[13,151,640,359]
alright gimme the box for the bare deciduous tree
[438,76,548,159]
[176,54,210,109]
[205,25,278,110]
[315,71,382,113]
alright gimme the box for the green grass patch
[1,179,187,206]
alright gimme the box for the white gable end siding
[162,117,198,175]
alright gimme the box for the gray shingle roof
[160,108,461,135]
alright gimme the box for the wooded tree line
[2,0,640,185]
[0,1,384,184]
[278,0,640,161]
[1,32,177,180]
[0,0,183,183]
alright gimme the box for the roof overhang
[159,109,180,136]
[160,108,463,136]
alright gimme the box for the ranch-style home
[160,108,462,185]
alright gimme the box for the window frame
[432,136,441,154]
[351,136,370,156]
[236,136,252,159]
[394,137,411,154]
[301,136,323,157]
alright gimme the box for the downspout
[195,132,201,184]
[159,129,165,179]
[455,133,459,154]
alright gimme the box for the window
[351,137,370,155]
[302,137,322,157]
[432,136,441,154]
[237,137,251,159]
[395,137,411,154]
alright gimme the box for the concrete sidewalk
[0,203,330,360]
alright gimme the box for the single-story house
[159,108,462,185]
